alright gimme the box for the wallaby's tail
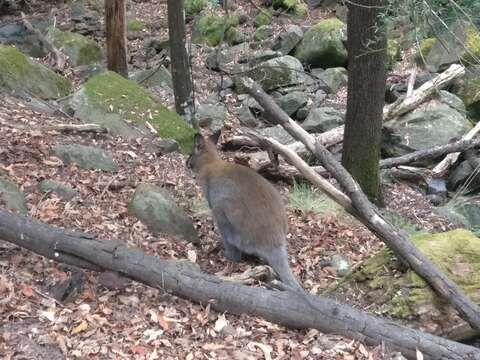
[265,247,302,290]
[266,246,321,313]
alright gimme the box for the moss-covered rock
[127,19,145,32]
[71,71,195,152]
[452,65,480,121]
[39,180,78,200]
[425,20,480,72]
[254,10,273,28]
[48,28,102,67]
[272,0,306,18]
[185,0,206,18]
[225,27,246,46]
[0,46,71,99]
[332,229,480,334]
[294,18,347,68]
[387,39,401,68]
[413,37,436,66]
[191,15,231,46]
[254,25,274,41]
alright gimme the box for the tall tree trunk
[342,0,386,203]
[105,0,128,78]
[167,0,196,126]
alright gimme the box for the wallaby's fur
[186,132,301,290]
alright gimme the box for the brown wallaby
[187,131,319,310]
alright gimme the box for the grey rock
[383,98,472,158]
[448,157,480,192]
[302,107,344,132]
[238,50,282,66]
[53,144,118,172]
[206,44,249,71]
[316,67,347,93]
[426,178,448,196]
[294,18,347,68]
[235,55,307,92]
[254,25,274,41]
[439,196,480,230]
[313,89,327,106]
[236,105,259,127]
[439,90,466,114]
[131,66,173,89]
[129,184,198,243]
[39,180,78,200]
[196,103,226,131]
[258,125,295,145]
[331,254,351,277]
[295,106,309,120]
[74,63,105,81]
[275,91,308,116]
[271,25,303,55]
[0,177,27,214]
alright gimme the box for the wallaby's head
[186,130,222,173]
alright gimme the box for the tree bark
[105,0,128,77]
[0,209,479,359]
[342,0,386,202]
[167,0,195,126]
[241,77,480,331]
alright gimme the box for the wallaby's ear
[193,133,205,152]
[210,130,221,145]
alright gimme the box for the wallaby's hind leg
[214,209,244,262]
[223,240,243,262]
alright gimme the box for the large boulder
[315,67,347,93]
[53,144,118,172]
[0,177,27,214]
[206,44,249,71]
[196,103,226,131]
[192,15,239,47]
[383,94,472,157]
[333,229,480,335]
[302,107,344,132]
[129,184,198,243]
[294,18,347,68]
[275,91,308,116]
[70,71,196,152]
[452,65,480,121]
[235,55,307,92]
[439,196,480,230]
[0,46,71,99]
[271,25,303,55]
[131,66,173,90]
[47,28,102,66]
[424,20,480,72]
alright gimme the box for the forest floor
[0,1,455,359]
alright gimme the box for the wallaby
[187,131,319,310]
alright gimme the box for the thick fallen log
[0,209,479,359]
[242,77,480,331]
[380,137,480,169]
[383,64,466,121]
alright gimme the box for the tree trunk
[342,0,387,203]
[167,0,195,126]
[105,0,128,77]
[1,209,479,359]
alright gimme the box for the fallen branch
[433,121,480,176]
[0,209,479,359]
[380,137,480,169]
[21,12,66,72]
[242,77,480,331]
[383,64,465,121]
[43,123,108,133]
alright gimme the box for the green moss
[127,19,145,31]
[414,38,436,65]
[387,39,401,68]
[185,0,206,17]
[273,0,297,9]
[192,15,227,46]
[254,10,272,28]
[388,294,412,318]
[463,25,480,64]
[293,2,307,18]
[83,71,195,152]
[0,46,71,99]
[49,28,102,66]
[315,17,345,33]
